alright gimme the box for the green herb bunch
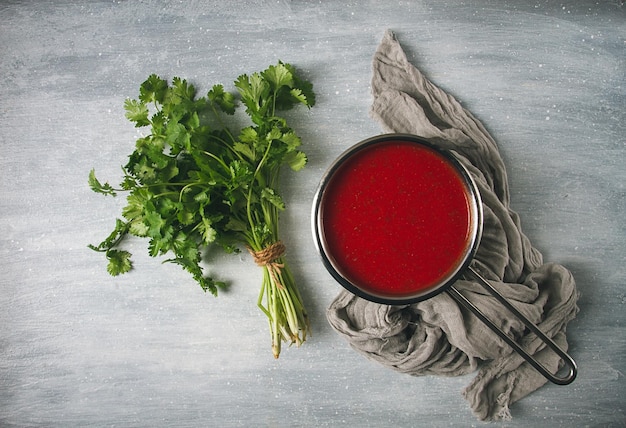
[89,62,315,358]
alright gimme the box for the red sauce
[320,140,474,299]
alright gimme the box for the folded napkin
[326,30,579,421]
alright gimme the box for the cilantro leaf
[289,88,308,106]
[106,249,132,276]
[261,187,285,211]
[128,218,149,237]
[198,217,218,244]
[279,131,301,151]
[284,150,307,171]
[284,62,316,108]
[122,188,149,220]
[88,169,117,196]
[234,72,271,121]
[124,99,150,127]
[262,63,294,90]
[239,127,258,143]
[170,76,196,102]
[233,142,256,161]
[139,74,168,104]
[208,84,236,115]
[165,122,191,152]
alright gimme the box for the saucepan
[311,133,577,385]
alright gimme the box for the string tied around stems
[247,241,286,286]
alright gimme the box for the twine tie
[247,241,286,285]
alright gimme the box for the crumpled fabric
[326,30,579,421]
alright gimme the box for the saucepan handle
[445,266,577,385]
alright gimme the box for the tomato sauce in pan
[319,140,474,298]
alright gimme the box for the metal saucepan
[312,133,577,385]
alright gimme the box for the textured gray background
[1,1,625,426]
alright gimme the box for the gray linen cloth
[326,30,579,421]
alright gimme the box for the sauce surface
[320,140,474,298]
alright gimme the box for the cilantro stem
[177,182,201,203]
[200,150,230,173]
[207,133,242,162]
[246,138,273,247]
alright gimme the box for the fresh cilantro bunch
[89,62,315,358]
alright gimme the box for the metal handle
[446,266,577,385]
